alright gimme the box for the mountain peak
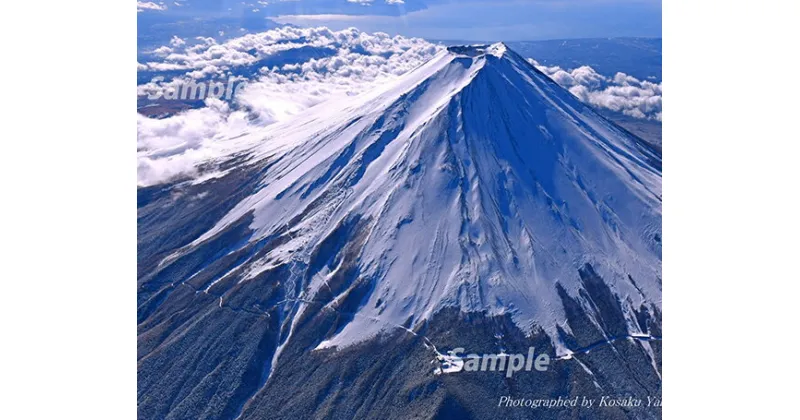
[446,42,508,58]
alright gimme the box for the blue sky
[148,0,662,41]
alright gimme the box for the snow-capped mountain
[138,43,662,420]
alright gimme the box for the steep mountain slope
[138,43,662,420]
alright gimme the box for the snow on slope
[159,43,662,352]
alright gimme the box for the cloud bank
[529,59,662,121]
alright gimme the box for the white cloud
[137,1,167,12]
[169,36,186,48]
[137,98,253,186]
[529,59,662,121]
[152,46,173,56]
